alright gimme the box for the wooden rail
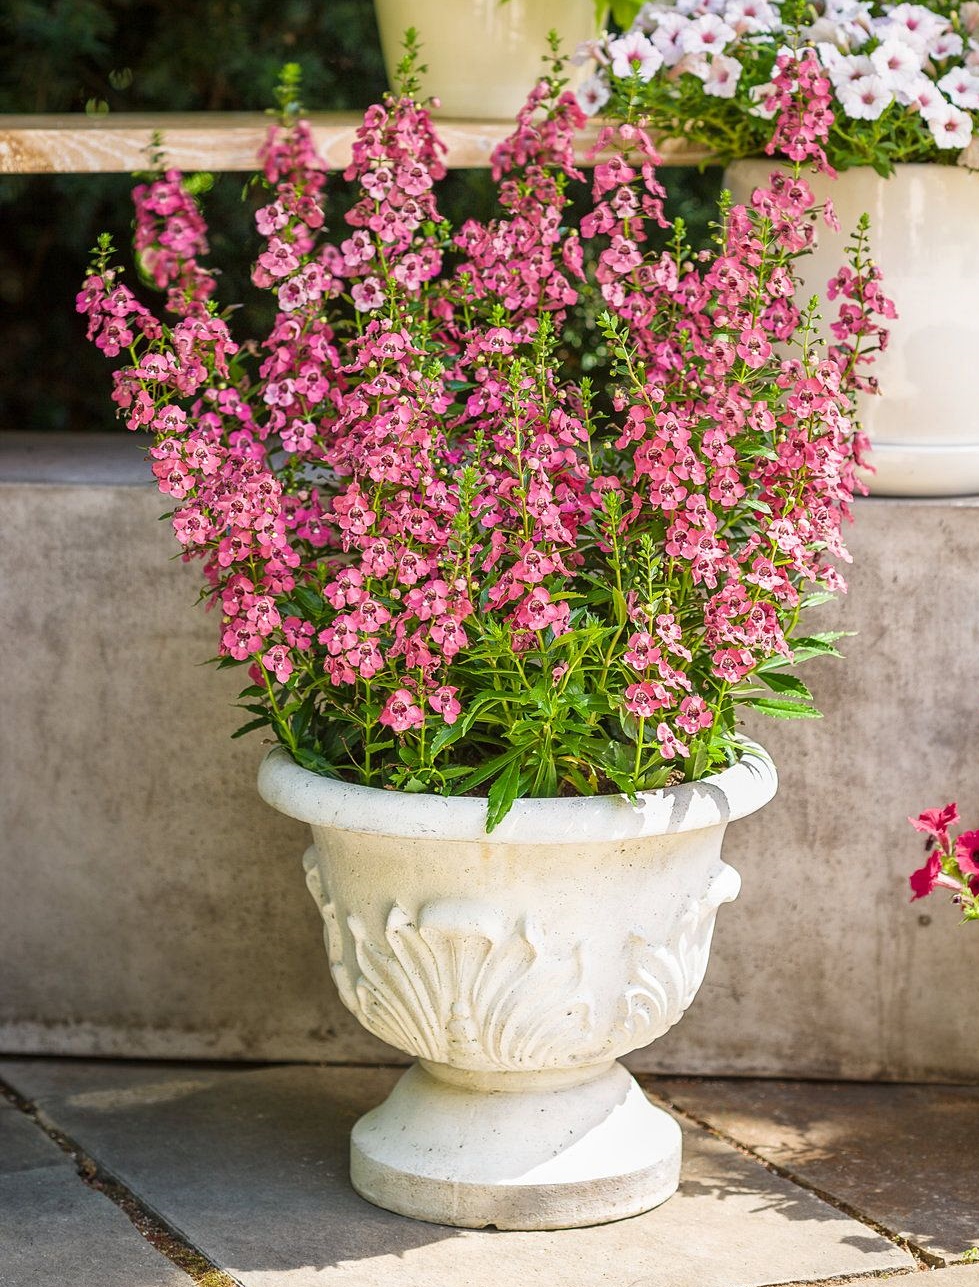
[0,111,710,174]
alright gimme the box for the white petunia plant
[582,0,979,173]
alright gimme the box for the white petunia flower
[870,37,924,90]
[938,67,979,110]
[928,32,965,62]
[926,100,974,147]
[703,52,744,96]
[912,78,951,117]
[723,0,779,35]
[816,41,847,75]
[650,12,692,66]
[880,4,950,54]
[608,31,665,81]
[576,74,611,116]
[836,72,894,119]
[680,13,737,55]
[897,72,940,108]
[826,53,875,90]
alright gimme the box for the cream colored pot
[373,0,599,118]
[725,162,979,497]
[258,740,777,1229]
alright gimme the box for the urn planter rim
[257,737,777,843]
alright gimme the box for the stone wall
[2,433,976,1079]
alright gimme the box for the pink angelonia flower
[379,688,425,733]
[514,588,569,634]
[656,722,690,760]
[429,685,462,724]
[263,644,294,683]
[351,276,386,312]
[623,681,672,718]
[676,695,714,735]
[736,327,772,368]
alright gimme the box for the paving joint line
[640,1079,942,1273]
[0,1076,240,1287]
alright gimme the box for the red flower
[909,803,960,850]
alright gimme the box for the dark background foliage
[0,0,720,431]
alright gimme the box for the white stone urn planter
[725,162,979,497]
[372,0,599,119]
[258,740,777,1230]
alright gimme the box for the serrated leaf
[760,672,813,700]
[740,696,823,719]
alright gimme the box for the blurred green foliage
[0,0,720,431]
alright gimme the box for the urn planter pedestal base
[257,742,778,1231]
[350,1059,682,1230]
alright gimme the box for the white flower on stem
[928,32,965,62]
[938,67,979,110]
[899,73,942,109]
[572,38,608,67]
[825,0,874,48]
[608,31,665,80]
[963,2,979,36]
[650,12,692,66]
[702,52,743,97]
[577,74,612,116]
[723,0,779,36]
[680,13,736,56]
[836,72,894,119]
[911,77,951,116]
[880,4,950,55]
[816,42,848,76]
[826,53,875,93]
[677,51,711,81]
[870,37,924,92]
[926,99,974,148]
[825,0,873,23]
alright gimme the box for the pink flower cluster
[909,803,979,918]
[77,62,890,801]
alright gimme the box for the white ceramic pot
[258,741,777,1229]
[725,161,979,497]
[373,0,599,119]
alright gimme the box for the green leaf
[292,747,339,775]
[760,672,813,700]
[799,591,836,610]
[231,716,270,739]
[486,757,523,833]
[454,747,523,797]
[740,696,823,720]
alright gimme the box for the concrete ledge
[1,434,978,1077]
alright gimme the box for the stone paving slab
[652,1077,979,1265]
[0,1060,914,1287]
[0,1099,193,1287]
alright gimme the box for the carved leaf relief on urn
[303,848,740,1070]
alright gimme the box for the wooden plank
[0,111,710,175]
